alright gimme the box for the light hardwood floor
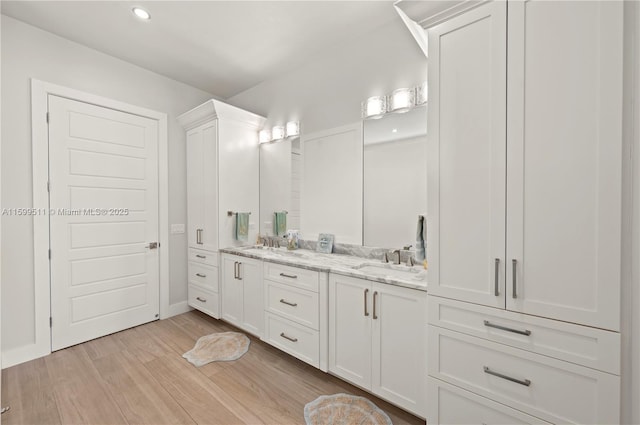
[2,310,426,425]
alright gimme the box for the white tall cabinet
[179,100,265,319]
[397,0,624,423]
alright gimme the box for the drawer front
[189,284,219,319]
[428,378,551,425]
[188,262,218,291]
[265,280,319,329]
[264,262,319,292]
[429,296,620,374]
[264,313,319,368]
[429,326,620,424]
[188,248,218,267]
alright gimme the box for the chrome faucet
[392,249,401,265]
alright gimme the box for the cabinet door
[372,283,427,418]
[239,258,263,337]
[328,275,372,389]
[427,1,507,308]
[201,121,218,252]
[221,254,242,327]
[186,127,204,249]
[506,0,623,331]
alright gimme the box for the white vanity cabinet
[220,253,263,338]
[179,100,265,320]
[328,274,427,418]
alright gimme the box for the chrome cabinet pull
[196,254,206,259]
[512,259,518,298]
[279,299,298,307]
[195,273,207,278]
[196,296,207,303]
[483,366,531,387]
[237,262,242,280]
[484,320,531,336]
[233,261,238,279]
[494,258,500,296]
[196,229,203,245]
[280,332,298,342]
[364,288,369,317]
[373,291,378,320]
[279,273,297,279]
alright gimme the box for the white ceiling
[1,1,399,98]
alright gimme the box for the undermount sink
[353,263,427,282]
[243,246,305,257]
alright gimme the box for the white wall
[228,16,428,136]
[1,15,212,361]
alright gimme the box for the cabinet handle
[483,366,531,387]
[512,259,518,298]
[195,273,206,278]
[279,272,297,279]
[237,262,242,280]
[364,288,369,317]
[279,299,298,307]
[196,254,206,259]
[484,320,531,336]
[196,296,207,303]
[233,261,238,279]
[373,291,378,320]
[197,229,203,245]
[280,332,298,342]
[494,258,500,296]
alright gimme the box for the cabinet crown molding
[178,99,266,131]
[395,0,486,29]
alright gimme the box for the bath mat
[304,393,393,425]
[182,331,250,367]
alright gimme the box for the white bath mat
[304,393,393,425]
[182,331,250,367]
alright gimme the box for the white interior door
[48,95,160,351]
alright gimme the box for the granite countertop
[219,245,428,292]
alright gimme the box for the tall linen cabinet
[178,100,264,318]
[397,0,624,423]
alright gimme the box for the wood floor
[2,310,426,425]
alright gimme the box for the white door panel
[48,95,159,351]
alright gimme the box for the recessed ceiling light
[132,7,151,20]
[392,129,398,133]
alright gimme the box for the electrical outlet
[171,224,185,234]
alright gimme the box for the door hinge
[46,112,49,123]
[49,317,52,327]
[48,249,51,259]
[47,181,50,192]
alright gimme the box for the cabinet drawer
[428,378,551,425]
[265,280,319,330]
[188,248,218,267]
[428,297,620,374]
[429,326,620,424]
[264,313,319,368]
[188,263,218,291]
[188,284,219,319]
[264,262,319,292]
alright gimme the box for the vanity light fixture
[389,88,415,113]
[259,129,272,144]
[285,121,300,138]
[272,125,286,141]
[361,96,387,120]
[132,7,151,20]
[416,81,428,106]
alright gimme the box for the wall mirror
[363,106,427,248]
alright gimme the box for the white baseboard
[166,301,193,318]
[2,342,50,369]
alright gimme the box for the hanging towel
[235,213,250,242]
[415,215,426,262]
[274,211,287,237]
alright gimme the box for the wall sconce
[259,129,272,144]
[285,121,300,138]
[272,126,286,140]
[361,96,387,120]
[258,120,300,144]
[416,81,428,106]
[389,88,415,113]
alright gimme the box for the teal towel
[236,213,249,242]
[274,211,287,237]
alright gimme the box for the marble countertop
[219,246,428,292]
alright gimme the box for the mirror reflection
[363,106,427,248]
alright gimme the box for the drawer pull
[196,296,207,303]
[484,320,531,336]
[196,254,206,259]
[280,332,298,342]
[483,366,531,387]
[279,299,298,307]
[279,272,298,279]
[195,273,207,278]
